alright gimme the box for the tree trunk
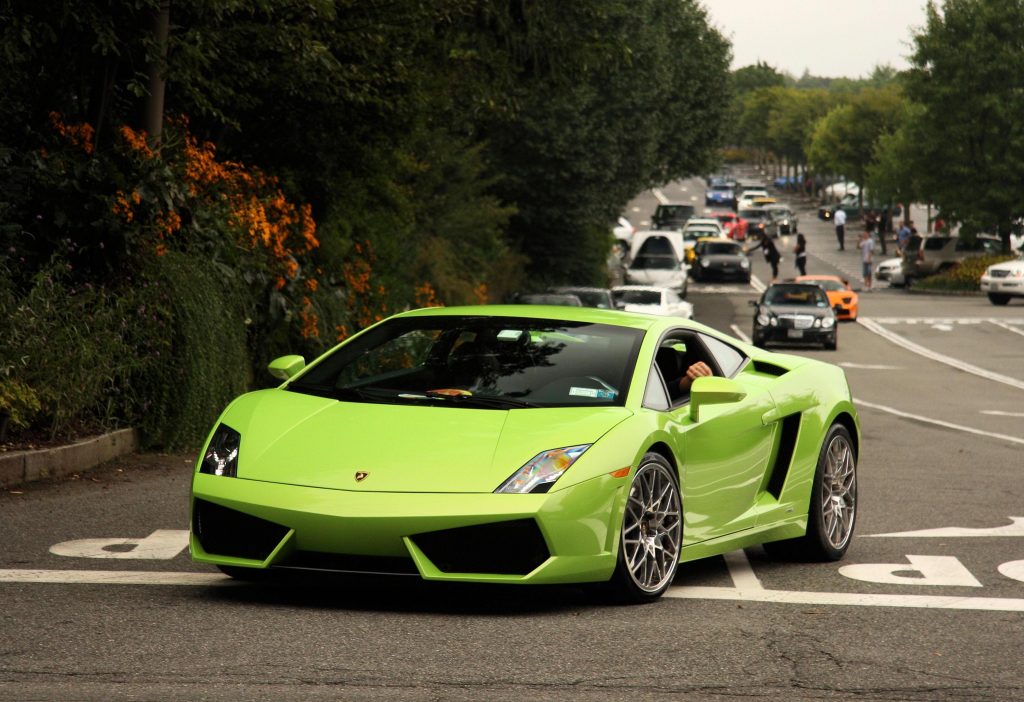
[143,0,171,145]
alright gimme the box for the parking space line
[858,317,1024,390]
[990,320,1024,339]
[652,188,669,205]
[665,585,1024,611]
[723,549,764,591]
[854,398,1024,447]
[0,569,230,586]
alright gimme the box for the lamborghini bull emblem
[354,471,369,482]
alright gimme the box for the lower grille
[412,519,550,575]
[992,270,1010,278]
[275,551,419,576]
[192,499,289,561]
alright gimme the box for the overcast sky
[702,0,930,78]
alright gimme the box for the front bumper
[754,324,835,346]
[981,276,1024,296]
[190,471,625,585]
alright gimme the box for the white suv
[980,253,1024,305]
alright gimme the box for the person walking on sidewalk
[834,207,847,250]
[859,228,875,291]
[794,233,807,275]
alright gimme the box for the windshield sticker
[569,387,617,399]
[497,329,524,341]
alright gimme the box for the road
[2,175,1023,701]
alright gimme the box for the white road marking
[867,516,1024,538]
[839,362,901,370]
[689,195,698,202]
[730,324,751,343]
[0,569,230,586]
[857,317,1024,391]
[853,398,1024,447]
[981,410,1024,417]
[652,188,669,205]
[749,274,766,293]
[723,549,763,591]
[50,529,189,560]
[990,320,1024,338]
[931,323,954,331]
[839,555,983,588]
[664,585,1024,612]
[631,206,641,213]
[870,317,1024,326]
[998,560,1024,583]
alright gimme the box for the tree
[904,0,1024,250]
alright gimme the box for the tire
[607,453,682,603]
[824,334,837,350]
[764,424,857,561]
[752,331,765,348]
[988,293,1011,306]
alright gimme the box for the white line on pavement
[853,397,1024,447]
[664,585,1024,612]
[0,569,230,586]
[749,275,766,293]
[857,317,1024,391]
[989,320,1024,339]
[981,410,1024,417]
[652,188,669,205]
[839,362,901,370]
[730,324,751,343]
[723,550,763,591]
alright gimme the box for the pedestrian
[896,220,912,256]
[794,233,807,276]
[749,233,781,282]
[834,207,847,251]
[860,228,874,291]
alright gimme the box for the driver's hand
[685,362,713,383]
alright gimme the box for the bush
[913,255,1015,292]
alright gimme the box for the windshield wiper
[423,391,538,409]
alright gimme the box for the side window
[699,333,746,378]
[642,364,670,411]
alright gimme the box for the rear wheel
[764,424,856,561]
[608,453,682,603]
[988,293,1011,306]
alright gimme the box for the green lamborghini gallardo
[190,305,859,602]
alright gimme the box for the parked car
[651,203,696,230]
[980,252,1024,305]
[611,285,693,319]
[705,183,736,208]
[612,216,635,256]
[749,282,839,350]
[626,231,688,294]
[192,305,861,602]
[548,287,617,309]
[764,204,798,234]
[795,275,858,321]
[690,238,751,283]
[901,233,1002,283]
[710,210,748,241]
[683,217,726,236]
[875,258,906,287]
[514,293,583,306]
[818,194,900,222]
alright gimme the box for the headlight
[1014,269,1024,278]
[821,317,836,329]
[740,259,750,268]
[200,424,241,477]
[701,259,710,267]
[495,444,590,494]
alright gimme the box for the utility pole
[144,0,171,145]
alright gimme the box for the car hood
[220,390,632,493]
[627,269,685,285]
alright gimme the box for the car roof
[796,275,843,282]
[397,303,664,331]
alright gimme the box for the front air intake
[192,499,289,561]
[412,519,550,575]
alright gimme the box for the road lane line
[652,188,669,205]
[857,317,1024,390]
[730,324,751,343]
[853,398,1024,447]
[723,550,764,591]
[749,275,766,294]
[0,569,230,586]
[664,585,1024,612]
[989,320,1024,339]
[981,410,1024,417]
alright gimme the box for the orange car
[795,275,859,320]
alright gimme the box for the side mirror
[268,354,305,381]
[690,376,747,422]
[748,299,759,308]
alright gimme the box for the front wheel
[608,453,682,603]
[988,293,1011,306]
[765,424,856,561]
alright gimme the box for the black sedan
[690,238,751,282]
[749,283,839,350]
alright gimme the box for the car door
[655,332,779,545]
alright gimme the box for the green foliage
[132,251,251,448]
[912,254,1016,291]
[903,0,1024,238]
[0,380,41,430]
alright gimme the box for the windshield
[656,205,695,219]
[631,254,679,270]
[765,285,829,307]
[739,209,769,220]
[288,315,643,408]
[614,289,662,305]
[809,279,846,292]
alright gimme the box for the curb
[0,428,139,489]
